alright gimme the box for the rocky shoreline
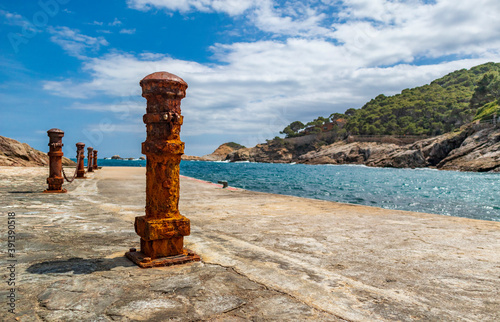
[213,123,499,172]
[0,135,75,167]
[2,123,498,172]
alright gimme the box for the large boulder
[0,135,75,167]
[437,127,500,172]
[300,142,401,165]
[202,143,245,161]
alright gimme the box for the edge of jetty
[1,166,499,321]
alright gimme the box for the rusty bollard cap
[141,71,187,86]
[87,147,93,151]
[47,128,64,135]
[140,72,188,98]
[76,142,85,148]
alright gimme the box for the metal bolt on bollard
[43,128,67,193]
[87,147,94,172]
[126,71,200,268]
[75,142,86,179]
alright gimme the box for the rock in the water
[203,143,245,161]
[111,155,123,160]
[180,143,247,162]
[181,155,205,161]
[0,135,75,167]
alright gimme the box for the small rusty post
[87,147,94,172]
[76,142,86,179]
[126,71,200,268]
[43,128,67,193]
[93,150,98,169]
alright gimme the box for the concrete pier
[1,166,499,321]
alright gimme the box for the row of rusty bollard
[44,71,199,268]
[44,129,99,193]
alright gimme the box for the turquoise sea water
[91,159,500,222]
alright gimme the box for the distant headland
[191,62,500,172]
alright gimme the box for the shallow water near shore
[90,159,499,221]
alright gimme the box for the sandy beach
[1,166,499,321]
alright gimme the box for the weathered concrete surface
[1,166,499,321]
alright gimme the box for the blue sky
[1,0,500,157]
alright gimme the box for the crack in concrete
[205,261,351,322]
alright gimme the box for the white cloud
[0,9,39,33]
[70,102,141,111]
[42,47,500,144]
[48,26,109,58]
[1,10,26,25]
[332,0,500,66]
[85,122,144,133]
[127,0,334,37]
[248,0,334,38]
[126,0,500,48]
[109,18,122,26]
[127,0,256,16]
[43,0,500,151]
[120,28,136,34]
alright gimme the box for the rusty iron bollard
[43,128,67,193]
[87,147,94,172]
[93,150,98,170]
[126,72,200,268]
[76,142,86,178]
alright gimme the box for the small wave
[324,164,369,168]
[413,167,439,171]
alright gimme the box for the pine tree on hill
[279,62,500,139]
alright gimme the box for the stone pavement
[1,166,499,321]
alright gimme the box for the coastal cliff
[222,124,499,172]
[0,135,76,167]
[220,62,500,172]
[182,142,246,161]
[203,142,245,161]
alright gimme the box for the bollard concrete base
[43,189,67,193]
[125,248,200,268]
[44,177,67,193]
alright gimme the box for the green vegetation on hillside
[224,142,246,149]
[280,121,305,138]
[345,63,500,135]
[470,70,500,121]
[473,101,499,121]
[280,62,500,139]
